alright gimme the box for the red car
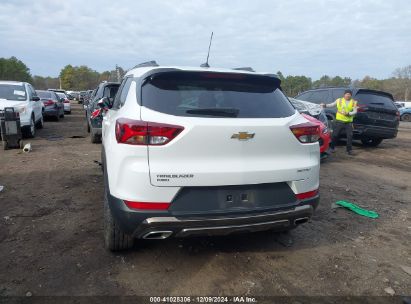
[301,113,331,159]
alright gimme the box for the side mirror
[32,96,40,102]
[97,97,111,110]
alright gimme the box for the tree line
[0,56,410,100]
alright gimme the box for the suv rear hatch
[139,71,319,187]
[354,89,399,128]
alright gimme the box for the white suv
[101,64,321,251]
[0,81,43,137]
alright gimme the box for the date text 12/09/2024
[149,296,257,303]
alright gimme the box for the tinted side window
[331,89,346,101]
[112,78,132,109]
[296,92,313,101]
[112,77,130,109]
[310,90,328,104]
[28,85,36,99]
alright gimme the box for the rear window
[0,84,27,101]
[141,72,295,118]
[355,92,396,110]
[37,91,53,99]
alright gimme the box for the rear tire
[103,164,134,251]
[401,113,411,121]
[361,138,383,147]
[90,128,101,143]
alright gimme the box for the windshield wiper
[186,108,239,117]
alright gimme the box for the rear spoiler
[356,88,394,100]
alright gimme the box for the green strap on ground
[335,201,379,218]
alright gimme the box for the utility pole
[59,77,62,90]
[116,64,121,82]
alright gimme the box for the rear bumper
[43,108,59,117]
[107,191,319,238]
[353,124,398,139]
[91,126,102,135]
[135,204,315,238]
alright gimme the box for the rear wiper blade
[369,102,384,105]
[186,108,239,117]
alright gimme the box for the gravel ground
[0,104,410,298]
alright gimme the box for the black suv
[295,87,400,147]
[86,82,120,143]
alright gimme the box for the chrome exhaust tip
[142,231,173,240]
[294,217,309,225]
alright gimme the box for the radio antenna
[201,32,213,68]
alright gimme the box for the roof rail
[132,61,159,69]
[232,67,255,72]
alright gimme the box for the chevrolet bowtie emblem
[231,132,255,140]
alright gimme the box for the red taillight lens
[357,104,367,112]
[44,99,55,106]
[124,200,170,210]
[64,99,70,103]
[290,122,320,143]
[396,111,400,120]
[91,109,101,119]
[296,189,319,200]
[115,118,184,145]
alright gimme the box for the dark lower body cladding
[336,122,398,140]
[108,183,319,240]
[353,123,398,139]
[43,108,60,118]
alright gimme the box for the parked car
[68,91,79,101]
[396,101,411,109]
[399,107,411,121]
[79,91,87,104]
[48,89,66,95]
[0,81,43,138]
[56,92,71,114]
[36,90,64,120]
[394,102,404,109]
[86,82,119,143]
[83,90,95,108]
[296,87,400,147]
[100,64,321,251]
[289,98,330,158]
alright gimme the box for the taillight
[290,122,320,143]
[357,104,367,112]
[396,111,400,120]
[124,200,170,210]
[44,99,55,106]
[115,118,184,145]
[296,189,318,200]
[64,99,70,104]
[91,109,101,119]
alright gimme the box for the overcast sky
[0,0,410,79]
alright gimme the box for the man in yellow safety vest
[321,89,358,155]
